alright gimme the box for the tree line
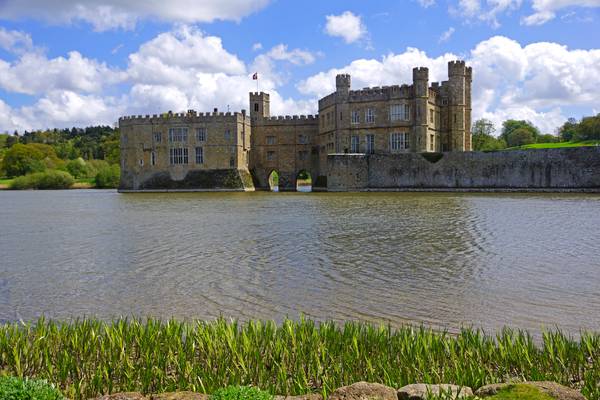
[0,126,120,188]
[472,114,600,151]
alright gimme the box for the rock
[475,382,585,400]
[92,393,148,400]
[328,382,397,400]
[397,384,473,400]
[273,395,323,400]
[151,392,210,400]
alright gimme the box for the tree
[506,128,535,147]
[559,118,579,142]
[500,120,540,145]
[1,143,46,177]
[472,119,507,151]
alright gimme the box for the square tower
[249,92,270,121]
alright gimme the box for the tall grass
[0,318,598,400]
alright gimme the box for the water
[1,189,599,336]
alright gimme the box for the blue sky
[1,0,599,134]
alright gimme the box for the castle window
[390,104,410,121]
[168,127,188,143]
[266,136,276,145]
[195,147,203,164]
[169,147,188,165]
[154,132,162,143]
[230,157,235,168]
[365,108,374,123]
[350,135,360,153]
[351,110,360,124]
[430,134,435,151]
[298,150,309,161]
[266,151,276,161]
[151,151,156,166]
[442,98,448,105]
[454,113,457,124]
[254,103,259,112]
[139,159,144,167]
[224,129,231,140]
[366,134,375,154]
[298,134,308,144]
[390,132,410,151]
[196,128,206,142]
[430,109,434,124]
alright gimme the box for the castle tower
[465,66,473,151]
[412,67,429,152]
[249,92,270,121]
[336,74,351,97]
[448,60,467,151]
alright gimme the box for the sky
[0,0,599,135]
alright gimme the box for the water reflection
[1,190,599,336]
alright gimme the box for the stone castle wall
[327,147,600,191]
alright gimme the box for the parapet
[448,60,467,77]
[118,109,249,125]
[336,74,351,90]
[413,67,429,82]
[255,114,319,126]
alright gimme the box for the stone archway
[268,170,279,192]
[295,169,312,192]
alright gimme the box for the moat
[1,190,599,336]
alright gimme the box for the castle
[119,60,472,191]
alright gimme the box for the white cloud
[522,0,600,25]
[0,0,271,31]
[417,0,437,7]
[0,51,124,95]
[324,11,367,44]
[439,27,456,42]
[0,26,315,131]
[299,35,600,134]
[252,42,263,51]
[265,44,316,65]
[0,27,33,53]
[453,0,523,27]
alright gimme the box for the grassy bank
[506,140,600,150]
[1,318,598,399]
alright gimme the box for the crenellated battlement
[119,110,250,124]
[254,114,319,126]
[448,60,467,77]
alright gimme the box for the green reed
[0,317,598,400]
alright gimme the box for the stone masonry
[119,61,472,191]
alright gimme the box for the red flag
[252,72,258,80]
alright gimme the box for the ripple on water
[0,190,600,336]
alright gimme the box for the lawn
[0,177,96,189]
[507,140,600,150]
[484,384,554,400]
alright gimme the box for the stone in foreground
[397,384,473,400]
[93,393,148,400]
[151,392,210,400]
[328,382,397,400]
[273,394,323,400]
[475,382,585,400]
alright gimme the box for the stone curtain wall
[327,147,600,191]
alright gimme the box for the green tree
[574,114,600,141]
[500,120,540,144]
[559,118,579,142]
[1,143,47,177]
[101,129,120,164]
[472,119,507,151]
[506,128,535,147]
[95,164,120,188]
[537,134,559,143]
[66,157,91,179]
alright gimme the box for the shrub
[212,386,273,400]
[65,157,92,179]
[95,164,120,188]
[0,376,65,400]
[10,170,74,190]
